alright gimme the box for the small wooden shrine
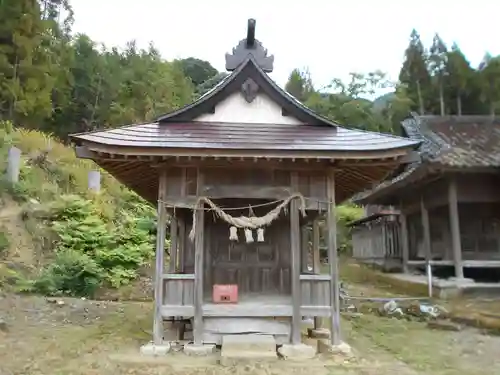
[71,19,418,356]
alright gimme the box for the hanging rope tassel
[244,228,254,243]
[229,226,238,241]
[257,228,265,242]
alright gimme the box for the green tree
[446,43,473,115]
[478,54,500,116]
[428,33,448,115]
[285,68,314,102]
[399,29,431,115]
[0,0,54,126]
[178,57,218,86]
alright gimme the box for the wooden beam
[84,142,412,160]
[448,177,464,279]
[326,168,341,346]
[161,196,328,211]
[193,168,205,345]
[290,172,301,345]
[168,214,178,273]
[75,145,96,159]
[153,170,168,345]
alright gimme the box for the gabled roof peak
[225,19,274,73]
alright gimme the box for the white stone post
[88,170,101,192]
[6,146,21,183]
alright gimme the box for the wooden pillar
[312,218,321,274]
[168,214,178,273]
[178,216,186,273]
[326,168,341,345]
[448,178,464,279]
[400,211,410,274]
[301,225,309,272]
[290,172,301,345]
[193,169,205,345]
[312,217,323,329]
[420,196,432,296]
[153,170,168,345]
[420,197,432,263]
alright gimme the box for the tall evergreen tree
[428,33,448,115]
[0,0,54,125]
[478,53,500,116]
[446,43,473,115]
[399,29,431,115]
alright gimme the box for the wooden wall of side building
[351,216,402,270]
[352,172,500,272]
[406,202,500,261]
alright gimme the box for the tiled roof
[71,121,418,152]
[354,114,500,203]
[423,116,500,167]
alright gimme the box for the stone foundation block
[278,343,316,360]
[317,339,352,357]
[140,342,171,356]
[184,343,215,356]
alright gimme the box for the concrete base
[220,334,278,366]
[278,343,316,360]
[139,342,171,356]
[307,328,330,339]
[183,343,215,356]
[317,340,352,357]
[386,273,500,299]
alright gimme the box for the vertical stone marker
[88,170,101,192]
[7,146,21,183]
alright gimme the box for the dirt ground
[1,291,500,375]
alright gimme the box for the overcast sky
[71,0,499,91]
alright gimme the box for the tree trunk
[456,93,462,116]
[439,83,445,116]
[416,80,424,115]
[490,102,495,117]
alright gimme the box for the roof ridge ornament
[225,18,274,73]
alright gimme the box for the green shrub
[31,194,155,295]
[33,250,104,297]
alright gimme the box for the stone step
[220,334,278,365]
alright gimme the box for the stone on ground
[139,342,171,356]
[184,343,215,356]
[278,343,316,360]
[220,334,278,365]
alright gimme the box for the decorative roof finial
[225,18,274,73]
[246,19,256,48]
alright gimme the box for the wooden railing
[162,273,195,307]
[299,274,331,316]
[162,273,332,317]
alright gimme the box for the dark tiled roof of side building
[354,114,500,203]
